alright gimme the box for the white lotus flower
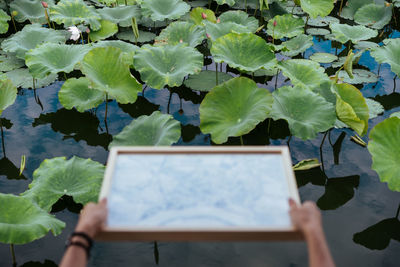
[67,26,81,41]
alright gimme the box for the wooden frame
[97,146,303,241]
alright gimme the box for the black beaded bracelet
[70,232,93,248]
[65,231,93,259]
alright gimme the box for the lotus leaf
[310,52,338,63]
[89,20,118,42]
[204,20,254,41]
[299,0,334,18]
[155,21,205,47]
[1,24,66,60]
[267,14,305,39]
[189,0,209,8]
[50,0,101,30]
[368,117,400,192]
[306,28,330,36]
[2,68,57,89]
[141,0,190,21]
[278,59,329,89]
[354,3,392,30]
[390,111,400,118]
[25,44,91,79]
[199,77,273,144]
[0,9,10,34]
[91,40,139,59]
[311,80,336,105]
[98,6,141,27]
[211,32,276,72]
[218,10,258,32]
[329,23,378,44]
[216,0,236,6]
[365,98,384,119]
[353,41,379,50]
[370,38,400,77]
[10,0,55,24]
[0,193,65,244]
[133,44,203,89]
[21,156,105,211]
[117,29,156,43]
[338,69,378,84]
[190,7,217,25]
[270,86,336,140]
[340,0,374,20]
[0,79,17,116]
[232,0,258,9]
[138,17,168,28]
[184,70,233,92]
[0,54,25,72]
[306,16,339,27]
[81,47,142,104]
[293,158,321,171]
[59,77,105,112]
[333,83,369,136]
[280,34,313,57]
[109,111,181,147]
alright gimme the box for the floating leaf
[211,32,276,72]
[306,27,330,36]
[199,77,273,144]
[218,10,258,32]
[81,47,142,104]
[280,34,313,57]
[109,111,181,147]
[50,0,101,30]
[368,117,400,192]
[270,86,336,140]
[10,0,55,24]
[204,20,254,41]
[340,0,374,20]
[309,52,338,63]
[354,3,392,30]
[370,38,400,77]
[293,158,321,171]
[0,79,17,116]
[155,21,205,47]
[329,23,378,44]
[59,77,105,112]
[98,5,141,27]
[91,40,139,59]
[89,20,118,42]
[365,98,384,119]
[267,14,305,39]
[278,59,329,89]
[306,15,339,27]
[215,0,236,6]
[2,68,57,89]
[25,44,91,79]
[117,29,156,43]
[0,193,65,244]
[0,9,10,34]
[133,44,203,89]
[338,69,378,84]
[333,83,369,136]
[353,41,379,50]
[1,24,66,60]
[190,7,216,25]
[300,0,334,18]
[184,70,233,92]
[21,156,105,211]
[141,0,190,21]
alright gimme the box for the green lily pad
[333,83,369,136]
[91,40,139,59]
[89,20,118,42]
[270,85,336,140]
[368,117,400,192]
[199,77,273,144]
[98,5,141,27]
[211,32,276,72]
[10,0,55,24]
[329,23,378,44]
[25,44,91,79]
[133,44,203,89]
[0,193,65,244]
[300,0,334,19]
[370,38,400,77]
[218,10,258,32]
[81,47,142,104]
[353,41,379,50]
[280,34,313,57]
[190,7,217,25]
[306,27,330,36]
[267,14,305,39]
[306,15,339,27]
[21,156,105,211]
[141,0,190,21]
[109,111,181,147]
[58,77,105,112]
[155,21,205,47]
[184,70,233,92]
[340,0,374,20]
[0,79,17,116]
[0,9,10,34]
[365,98,384,119]
[117,29,156,43]
[310,52,338,63]
[2,68,57,89]
[1,24,66,60]
[0,54,25,72]
[354,3,392,30]
[278,59,329,89]
[216,0,236,6]
[50,0,101,30]
[204,20,254,41]
[338,69,378,84]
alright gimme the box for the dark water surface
[1,32,400,267]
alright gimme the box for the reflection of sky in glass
[108,154,291,228]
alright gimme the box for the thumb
[288,198,297,209]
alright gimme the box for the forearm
[304,226,335,267]
[59,236,90,267]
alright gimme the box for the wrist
[75,223,97,238]
[303,223,324,237]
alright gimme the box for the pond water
[1,2,400,267]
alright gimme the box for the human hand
[289,199,322,236]
[75,198,107,238]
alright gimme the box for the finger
[288,198,297,209]
[99,198,107,206]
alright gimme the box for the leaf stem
[0,119,5,158]
[215,62,219,85]
[339,0,344,16]
[10,244,16,267]
[240,135,244,146]
[11,15,17,32]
